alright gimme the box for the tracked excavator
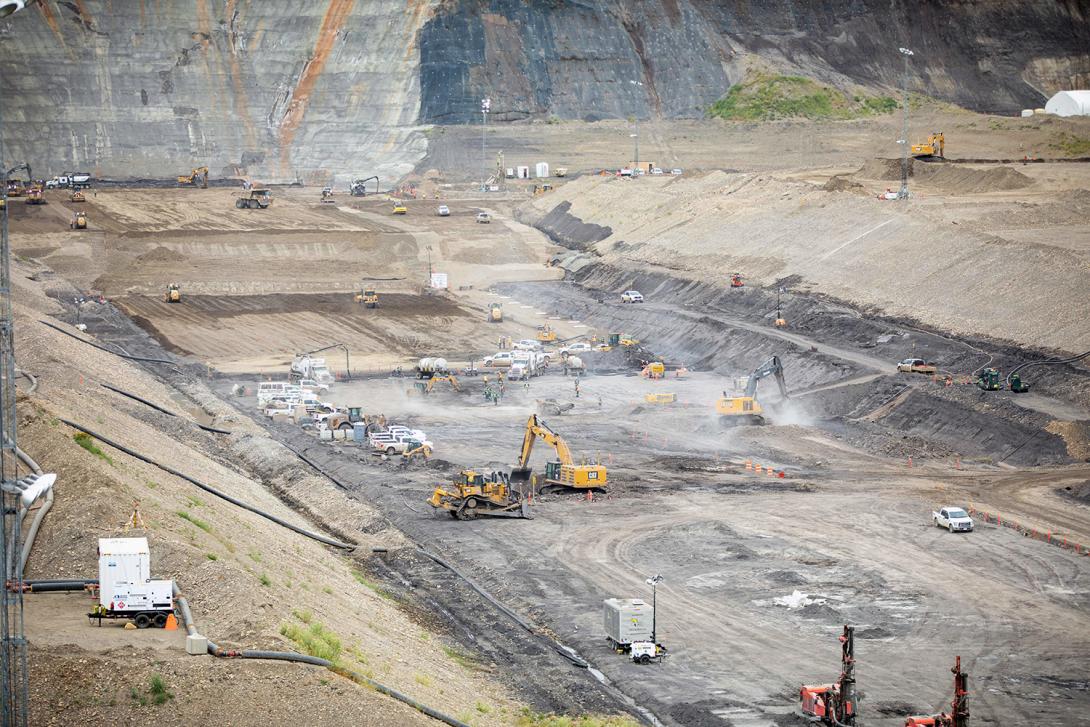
[428,470,530,520]
[911,132,945,159]
[510,414,607,493]
[350,176,379,196]
[716,356,788,425]
[177,166,209,188]
[800,625,857,726]
[903,656,969,727]
[5,163,31,198]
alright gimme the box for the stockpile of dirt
[135,245,188,264]
[823,175,865,192]
[856,157,911,180]
[919,165,1033,193]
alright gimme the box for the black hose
[1005,349,1090,386]
[100,383,233,435]
[16,580,96,592]
[59,419,355,550]
[171,583,470,727]
[39,319,177,365]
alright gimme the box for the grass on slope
[709,73,897,121]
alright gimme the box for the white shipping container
[603,598,655,646]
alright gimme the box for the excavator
[800,625,857,726]
[536,324,557,343]
[350,176,379,196]
[904,656,969,727]
[164,283,181,304]
[414,373,461,395]
[5,163,31,198]
[912,132,945,159]
[509,414,607,493]
[428,470,530,520]
[716,356,788,425]
[177,166,209,188]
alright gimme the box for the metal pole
[898,47,913,199]
[651,583,656,643]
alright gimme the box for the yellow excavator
[413,373,461,395]
[164,283,181,303]
[911,132,945,159]
[354,289,378,308]
[510,414,607,493]
[428,470,530,520]
[178,166,209,188]
[716,356,788,425]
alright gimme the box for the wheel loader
[488,302,503,322]
[428,470,531,520]
[354,289,378,308]
[164,283,181,304]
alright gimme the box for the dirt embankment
[518,171,1090,354]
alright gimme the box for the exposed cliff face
[1,1,1087,180]
[0,0,431,182]
[419,0,1090,123]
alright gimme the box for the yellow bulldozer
[428,470,530,520]
[488,302,503,323]
[164,283,181,303]
[536,324,558,343]
[716,355,788,425]
[354,289,378,308]
[178,166,209,188]
[509,414,607,493]
[25,186,45,205]
[911,132,945,158]
[70,211,88,230]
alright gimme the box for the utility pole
[629,80,643,173]
[898,47,914,200]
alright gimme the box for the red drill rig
[904,656,969,727]
[800,625,856,725]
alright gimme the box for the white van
[258,382,293,404]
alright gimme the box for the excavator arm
[511,414,575,480]
[743,356,788,400]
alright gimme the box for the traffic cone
[165,613,178,631]
[745,460,752,471]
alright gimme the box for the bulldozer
[903,656,969,727]
[911,132,945,159]
[716,356,788,425]
[800,625,857,726]
[235,189,272,209]
[164,283,181,304]
[70,211,88,230]
[536,324,557,343]
[25,186,45,205]
[354,289,378,308]
[428,470,530,520]
[177,166,209,188]
[69,189,86,203]
[509,414,607,493]
[488,302,503,323]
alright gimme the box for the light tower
[898,47,914,199]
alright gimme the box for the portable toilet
[517,166,530,179]
[535,162,550,178]
[505,168,515,178]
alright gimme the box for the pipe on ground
[40,319,178,365]
[100,383,232,435]
[15,446,51,579]
[58,419,354,550]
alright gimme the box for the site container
[603,598,654,648]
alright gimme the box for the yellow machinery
[644,392,677,405]
[428,470,530,520]
[235,189,272,209]
[70,189,86,203]
[392,204,407,215]
[164,283,181,303]
[911,132,945,158]
[510,414,607,493]
[355,289,378,308]
[716,356,788,425]
[413,374,461,395]
[536,324,557,342]
[6,180,24,198]
[403,442,433,461]
[178,166,209,187]
[25,186,45,205]
[70,211,88,230]
[488,302,503,323]
[641,361,665,379]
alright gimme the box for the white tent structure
[1044,90,1090,117]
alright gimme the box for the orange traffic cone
[164,613,178,631]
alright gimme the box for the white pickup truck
[933,506,974,533]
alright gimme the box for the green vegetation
[185,495,204,508]
[476,701,492,714]
[442,644,488,672]
[292,608,313,624]
[258,572,272,587]
[516,711,640,727]
[280,619,342,663]
[73,432,113,464]
[1051,132,1090,156]
[414,672,433,688]
[130,674,173,706]
[351,569,396,601]
[176,511,212,533]
[205,553,218,561]
[248,550,263,563]
[708,73,898,121]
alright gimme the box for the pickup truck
[560,342,592,356]
[933,506,974,533]
[484,352,514,367]
[897,358,937,374]
[371,434,430,455]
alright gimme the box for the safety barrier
[967,505,1088,556]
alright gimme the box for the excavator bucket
[509,467,532,482]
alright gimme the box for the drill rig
[904,656,969,727]
[800,625,857,726]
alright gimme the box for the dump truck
[88,537,174,629]
[235,189,272,209]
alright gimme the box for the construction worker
[574,378,581,398]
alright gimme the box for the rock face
[1,1,1087,180]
